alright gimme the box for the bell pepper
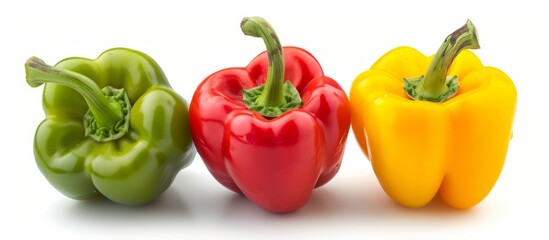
[25,48,196,206]
[189,16,351,213]
[350,20,516,208]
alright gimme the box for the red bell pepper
[189,16,351,213]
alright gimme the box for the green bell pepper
[25,48,196,206]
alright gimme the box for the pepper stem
[241,16,302,118]
[404,20,480,102]
[26,57,131,142]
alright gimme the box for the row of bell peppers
[25,17,516,213]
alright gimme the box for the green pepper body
[31,48,195,205]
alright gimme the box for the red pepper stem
[241,17,285,108]
[25,57,130,142]
[404,20,480,102]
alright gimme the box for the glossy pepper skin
[190,17,351,213]
[25,48,195,206]
[350,21,516,208]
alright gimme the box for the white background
[2,0,547,239]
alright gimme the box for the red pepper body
[189,47,351,212]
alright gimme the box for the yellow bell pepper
[350,20,517,209]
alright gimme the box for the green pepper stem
[404,20,480,102]
[26,57,123,130]
[241,16,285,108]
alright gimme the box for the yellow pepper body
[350,47,516,208]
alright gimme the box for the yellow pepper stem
[404,20,480,102]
